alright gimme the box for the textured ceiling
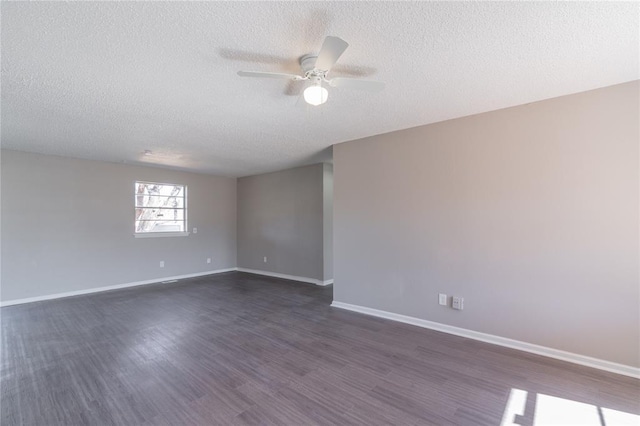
[2,2,638,177]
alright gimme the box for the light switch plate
[438,293,447,306]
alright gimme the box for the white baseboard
[331,301,640,379]
[0,268,238,307]
[237,267,332,286]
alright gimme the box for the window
[134,181,187,236]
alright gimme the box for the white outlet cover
[193,228,197,233]
[160,261,165,268]
[263,257,267,263]
[452,297,464,310]
[207,258,211,263]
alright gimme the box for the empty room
[1,2,638,425]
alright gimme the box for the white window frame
[133,181,189,238]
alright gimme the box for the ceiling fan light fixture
[303,84,328,106]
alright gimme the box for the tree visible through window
[135,181,186,233]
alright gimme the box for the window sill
[134,232,190,238]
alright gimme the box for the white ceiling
[2,2,638,177]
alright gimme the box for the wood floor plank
[2,271,639,425]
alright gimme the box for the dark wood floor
[2,272,638,425]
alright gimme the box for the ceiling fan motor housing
[300,54,324,77]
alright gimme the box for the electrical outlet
[452,296,464,310]
[207,258,211,264]
[193,228,198,234]
[438,293,447,306]
[159,261,165,268]
[263,256,267,263]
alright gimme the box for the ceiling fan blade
[314,36,349,71]
[328,77,385,92]
[237,71,304,80]
[284,80,305,96]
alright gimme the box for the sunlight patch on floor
[501,388,639,426]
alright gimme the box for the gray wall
[237,164,331,281]
[323,163,333,281]
[333,81,639,367]
[1,150,237,302]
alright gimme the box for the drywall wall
[323,163,334,281]
[237,164,330,282]
[333,81,639,367]
[1,150,237,302]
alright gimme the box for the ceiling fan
[237,36,384,106]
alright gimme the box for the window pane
[135,208,184,221]
[136,182,184,198]
[135,196,184,208]
[135,220,185,233]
